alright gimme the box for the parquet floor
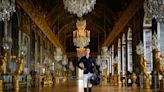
[28,80,159,92]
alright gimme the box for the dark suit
[77,56,100,74]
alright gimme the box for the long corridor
[1,0,164,92]
[29,80,158,92]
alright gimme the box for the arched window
[109,47,112,74]
[111,45,114,75]
[143,14,153,73]
[122,33,126,76]
[118,38,121,76]
[127,27,132,72]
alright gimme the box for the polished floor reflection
[28,80,159,92]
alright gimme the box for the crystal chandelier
[19,44,27,57]
[0,0,16,21]
[96,55,101,65]
[101,46,110,60]
[136,41,144,55]
[2,35,12,50]
[69,62,74,71]
[144,0,164,22]
[76,47,85,58]
[73,19,90,48]
[63,0,96,17]
[54,48,63,62]
[152,33,159,50]
[114,55,118,64]
[62,55,68,66]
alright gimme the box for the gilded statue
[0,56,6,75]
[153,49,164,77]
[16,57,24,75]
[0,53,7,74]
[0,53,11,75]
[140,54,149,79]
[43,73,53,86]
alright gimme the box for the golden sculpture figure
[140,54,149,79]
[153,49,164,77]
[0,53,8,91]
[13,57,24,91]
[0,56,6,75]
[140,54,150,88]
[43,73,53,87]
[0,54,7,75]
[16,57,24,75]
[152,49,164,91]
[103,68,108,78]
[56,69,60,77]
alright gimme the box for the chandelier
[73,19,90,48]
[19,44,27,57]
[152,33,159,50]
[69,62,74,71]
[76,47,85,58]
[136,41,144,55]
[96,55,101,65]
[2,35,12,50]
[101,46,110,60]
[0,0,16,21]
[62,55,68,66]
[144,0,164,22]
[54,48,63,62]
[63,0,96,17]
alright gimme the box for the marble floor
[27,80,159,92]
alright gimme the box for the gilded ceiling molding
[102,0,144,47]
[16,0,65,53]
